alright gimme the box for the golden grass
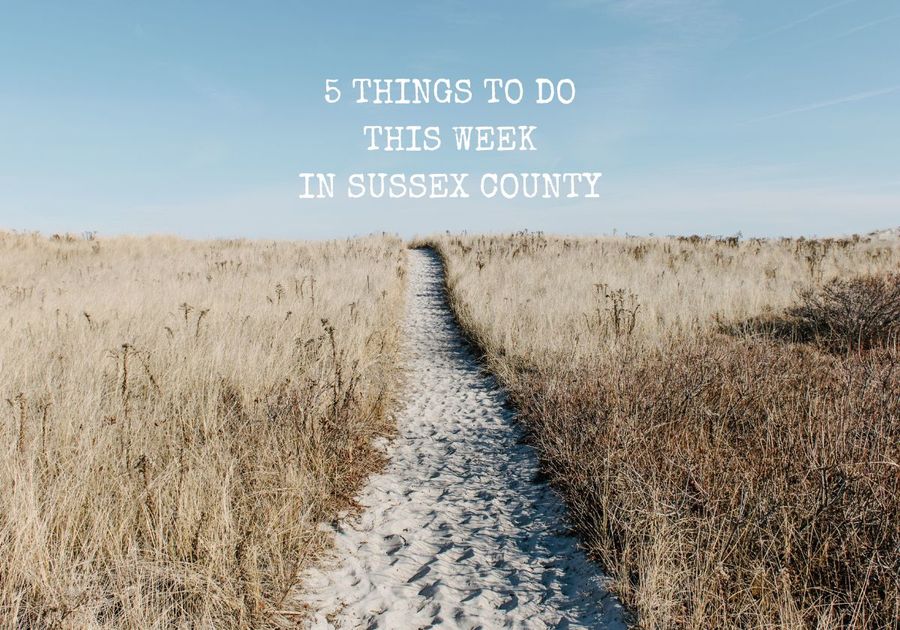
[0,232,405,628]
[431,232,899,629]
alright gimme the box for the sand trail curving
[302,249,626,629]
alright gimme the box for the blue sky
[1,0,898,238]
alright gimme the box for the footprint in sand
[302,249,626,629]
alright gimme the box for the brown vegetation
[0,232,405,627]
[432,232,899,628]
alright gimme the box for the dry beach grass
[0,232,405,627]
[432,232,899,628]
[2,228,897,629]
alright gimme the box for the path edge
[412,243,637,628]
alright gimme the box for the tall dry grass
[0,232,405,628]
[431,232,899,629]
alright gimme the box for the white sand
[302,249,626,629]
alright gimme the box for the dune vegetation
[2,228,896,629]
[0,232,405,628]
[432,232,899,629]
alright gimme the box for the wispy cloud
[749,0,857,41]
[793,12,900,52]
[840,13,900,37]
[742,85,900,124]
[563,0,734,39]
[558,0,736,136]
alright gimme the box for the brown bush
[789,273,900,351]
[509,338,898,628]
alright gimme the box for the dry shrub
[0,232,405,628]
[726,273,900,354]
[432,233,900,628]
[789,273,899,351]
[510,338,898,628]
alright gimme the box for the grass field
[2,229,897,628]
[0,232,405,627]
[432,232,899,628]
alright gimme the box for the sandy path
[303,249,626,629]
